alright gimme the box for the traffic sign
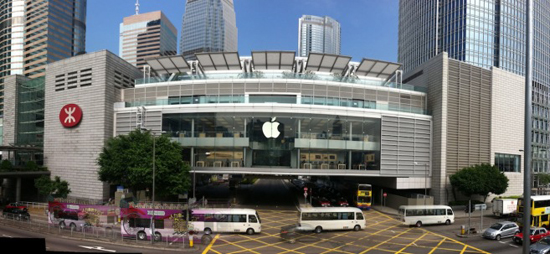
[304,192,308,198]
[475,204,487,210]
[304,187,308,191]
[383,193,387,197]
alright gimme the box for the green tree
[34,176,71,198]
[450,163,509,202]
[0,160,13,172]
[538,173,550,186]
[97,129,190,200]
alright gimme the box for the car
[513,227,550,244]
[5,202,26,210]
[332,197,349,207]
[2,206,30,221]
[280,224,313,243]
[482,221,519,241]
[531,236,550,254]
[315,197,331,207]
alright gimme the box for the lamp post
[140,127,162,244]
[414,162,429,206]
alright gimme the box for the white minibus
[398,205,454,227]
[190,208,261,235]
[298,207,366,233]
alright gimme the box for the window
[447,209,453,215]
[355,212,364,220]
[248,215,258,223]
[494,153,521,172]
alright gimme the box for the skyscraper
[298,15,341,57]
[180,0,238,60]
[0,0,87,116]
[399,0,550,197]
[120,11,177,68]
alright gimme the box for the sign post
[475,203,487,232]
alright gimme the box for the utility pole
[523,1,533,253]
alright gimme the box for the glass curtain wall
[162,113,381,170]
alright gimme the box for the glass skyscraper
[298,15,341,57]
[180,0,237,60]
[398,0,550,172]
[120,11,177,68]
[0,0,87,117]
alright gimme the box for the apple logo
[262,117,281,138]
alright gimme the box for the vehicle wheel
[354,225,361,231]
[445,220,451,225]
[496,234,501,241]
[137,231,147,241]
[59,221,66,230]
[315,226,322,234]
[154,232,162,242]
[246,228,255,235]
[70,223,77,231]
[204,228,212,235]
[415,221,422,227]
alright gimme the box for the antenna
[135,0,140,15]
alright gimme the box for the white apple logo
[262,117,281,138]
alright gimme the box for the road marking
[2,234,12,238]
[459,245,468,254]
[78,246,116,253]
[395,232,428,254]
[202,234,220,254]
[359,227,414,254]
[428,238,445,254]
[499,241,507,244]
[509,244,519,248]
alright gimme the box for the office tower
[0,0,87,117]
[180,0,238,60]
[399,0,550,202]
[120,11,177,68]
[298,15,341,57]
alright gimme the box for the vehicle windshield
[490,223,503,230]
[358,185,372,191]
[540,238,550,245]
[358,197,372,203]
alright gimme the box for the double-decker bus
[518,195,550,228]
[356,184,372,210]
[48,201,118,231]
[120,207,261,241]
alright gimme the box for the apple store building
[114,52,432,188]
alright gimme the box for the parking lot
[203,209,491,254]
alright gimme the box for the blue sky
[87,0,399,62]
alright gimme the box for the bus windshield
[358,184,372,191]
[358,197,371,203]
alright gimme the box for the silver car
[482,221,519,241]
[531,236,550,254]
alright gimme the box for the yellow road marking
[359,227,414,254]
[228,234,302,254]
[460,245,468,254]
[428,238,445,254]
[396,232,428,253]
[202,234,220,254]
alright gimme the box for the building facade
[398,0,550,175]
[298,15,341,57]
[120,11,177,69]
[0,0,87,117]
[180,0,238,60]
[404,53,525,204]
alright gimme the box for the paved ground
[203,209,491,254]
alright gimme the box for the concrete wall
[385,193,434,210]
[490,68,524,198]
[44,50,141,201]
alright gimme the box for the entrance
[252,150,291,167]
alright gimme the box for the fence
[0,213,211,250]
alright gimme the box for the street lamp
[140,127,164,244]
[414,162,429,206]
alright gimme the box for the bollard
[461,225,466,235]
[189,230,194,248]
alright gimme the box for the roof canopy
[196,52,242,71]
[252,51,295,70]
[305,53,352,74]
[145,55,190,75]
[354,58,401,80]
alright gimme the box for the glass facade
[162,113,381,170]
[399,0,550,173]
[180,0,238,60]
[298,15,341,57]
[17,77,44,147]
[494,153,521,173]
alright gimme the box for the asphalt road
[236,179,297,209]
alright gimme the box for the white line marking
[2,234,13,238]
[499,241,507,244]
[78,246,116,253]
[509,244,519,248]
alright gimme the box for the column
[16,177,21,202]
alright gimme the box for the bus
[48,201,118,231]
[398,205,454,227]
[121,207,261,241]
[356,184,372,210]
[189,208,261,235]
[518,195,550,228]
[298,207,366,233]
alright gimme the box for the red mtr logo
[59,104,83,128]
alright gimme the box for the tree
[450,164,509,202]
[97,129,191,200]
[0,160,13,172]
[34,176,71,198]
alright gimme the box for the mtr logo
[59,104,83,128]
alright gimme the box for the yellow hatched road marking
[202,234,220,254]
[460,245,468,254]
[396,232,428,253]
[220,238,262,254]
[228,234,303,254]
[428,238,446,254]
[359,227,414,254]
